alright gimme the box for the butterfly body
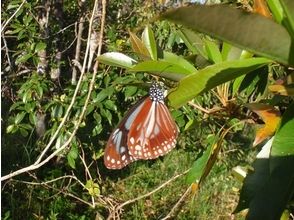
[104,83,178,169]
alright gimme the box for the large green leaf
[160,4,293,66]
[168,58,271,108]
[97,52,137,69]
[129,60,193,81]
[271,102,294,158]
[163,51,197,73]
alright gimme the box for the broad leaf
[245,103,281,146]
[186,135,217,184]
[129,60,193,81]
[160,4,293,66]
[168,58,270,108]
[97,52,137,69]
[163,51,197,73]
[271,102,294,157]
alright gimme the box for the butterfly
[104,83,178,169]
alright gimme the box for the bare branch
[161,186,192,220]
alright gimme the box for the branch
[161,185,192,220]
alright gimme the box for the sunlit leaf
[97,52,137,68]
[129,60,193,81]
[186,134,217,184]
[245,103,281,146]
[204,39,222,63]
[271,102,294,157]
[15,112,26,124]
[142,26,157,60]
[129,31,150,59]
[168,58,270,108]
[268,84,294,96]
[253,0,272,18]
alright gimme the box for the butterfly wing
[104,97,147,169]
[127,98,178,159]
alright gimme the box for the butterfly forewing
[104,97,147,169]
[127,97,178,159]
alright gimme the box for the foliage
[1,0,294,219]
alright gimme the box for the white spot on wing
[135,145,142,151]
[120,146,126,154]
[130,137,135,144]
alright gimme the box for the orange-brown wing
[104,97,147,169]
[127,98,178,159]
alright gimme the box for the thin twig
[161,186,192,220]
[10,174,86,188]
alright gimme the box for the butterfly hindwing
[127,98,178,159]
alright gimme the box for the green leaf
[129,60,193,81]
[67,145,79,169]
[92,124,103,136]
[204,39,222,63]
[104,100,117,111]
[142,26,157,60]
[163,51,197,73]
[34,42,46,53]
[93,112,102,123]
[235,135,294,219]
[178,28,208,59]
[279,0,294,38]
[267,0,284,23]
[186,135,217,184]
[93,87,114,103]
[124,86,137,97]
[51,104,63,118]
[97,52,137,69]
[168,58,271,108]
[19,127,29,137]
[271,102,294,157]
[85,180,100,197]
[101,108,112,125]
[160,4,293,66]
[15,112,26,124]
[6,124,16,133]
[16,53,32,64]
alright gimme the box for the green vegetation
[2,0,293,219]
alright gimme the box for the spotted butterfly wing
[104,83,178,169]
[127,86,178,159]
[104,97,146,169]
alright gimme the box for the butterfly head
[149,83,164,102]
